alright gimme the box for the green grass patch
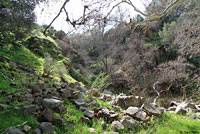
[138,113,200,134]
[95,99,114,111]
[0,109,39,133]
[0,44,43,73]
[63,74,84,87]
[54,102,112,134]
[69,67,89,85]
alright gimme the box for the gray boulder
[100,94,113,101]
[120,116,138,129]
[42,99,62,109]
[126,107,148,121]
[32,84,42,94]
[72,96,85,107]
[115,95,145,109]
[77,86,87,94]
[97,108,117,123]
[81,116,91,125]
[53,118,66,126]
[111,121,124,131]
[39,122,54,134]
[53,105,67,114]
[84,110,94,119]
[143,103,162,116]
[21,105,36,115]
[3,127,24,134]
[33,128,41,134]
[60,89,72,99]
[79,106,87,112]
[38,109,54,122]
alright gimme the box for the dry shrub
[157,56,194,95]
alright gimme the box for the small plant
[91,72,111,91]
[43,53,69,79]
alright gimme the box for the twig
[16,121,27,127]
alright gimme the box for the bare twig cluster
[43,0,182,34]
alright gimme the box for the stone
[23,125,31,133]
[24,93,34,103]
[33,128,41,134]
[86,100,98,107]
[120,116,138,129]
[53,118,66,126]
[115,95,145,109]
[69,83,75,88]
[77,86,87,94]
[34,97,43,105]
[111,121,124,130]
[110,114,119,120]
[72,96,85,107]
[3,127,24,134]
[88,128,96,133]
[0,103,8,110]
[97,108,117,123]
[71,91,80,99]
[60,89,72,99]
[81,116,91,125]
[90,88,100,97]
[84,110,94,119]
[79,106,87,112]
[25,88,32,93]
[42,99,62,109]
[126,107,148,121]
[39,122,54,134]
[24,93,33,98]
[32,84,42,94]
[38,109,54,122]
[60,83,67,89]
[100,94,113,101]
[51,91,60,98]
[21,105,36,115]
[53,105,67,114]
[13,92,23,102]
[143,103,162,116]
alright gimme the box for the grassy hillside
[0,30,200,134]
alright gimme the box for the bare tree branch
[43,0,182,34]
[43,0,70,35]
[105,0,182,24]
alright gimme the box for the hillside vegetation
[0,0,200,134]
